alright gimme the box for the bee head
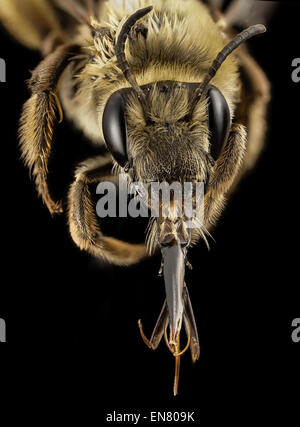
[102,7,265,186]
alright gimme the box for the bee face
[102,80,230,186]
[131,125,211,184]
[127,83,210,183]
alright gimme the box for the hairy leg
[209,123,247,194]
[204,123,247,228]
[19,43,79,214]
[236,47,271,173]
[68,155,148,266]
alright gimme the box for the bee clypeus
[0,0,274,394]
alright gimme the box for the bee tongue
[161,242,185,343]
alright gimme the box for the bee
[0,0,274,394]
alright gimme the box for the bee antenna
[193,24,266,103]
[115,6,153,103]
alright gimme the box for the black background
[0,1,299,424]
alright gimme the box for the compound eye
[207,86,231,160]
[102,91,128,167]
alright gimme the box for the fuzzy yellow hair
[62,0,239,143]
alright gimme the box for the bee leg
[204,124,246,227]
[68,156,148,266]
[208,123,247,195]
[19,43,79,215]
[20,90,65,215]
[236,47,271,173]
